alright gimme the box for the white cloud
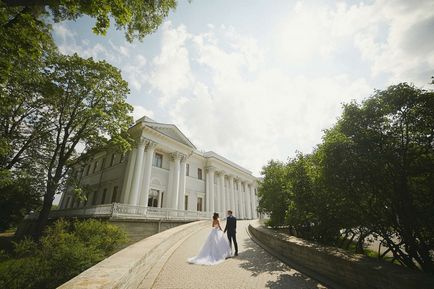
[150,21,372,175]
[53,23,112,61]
[148,22,193,105]
[52,1,434,176]
[275,1,336,63]
[274,0,434,86]
[131,105,155,121]
[121,54,148,90]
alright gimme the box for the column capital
[137,135,147,145]
[216,170,226,176]
[145,140,158,151]
[206,166,217,172]
[170,151,184,161]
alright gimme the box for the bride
[187,213,232,265]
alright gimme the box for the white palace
[58,116,259,220]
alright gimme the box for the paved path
[149,220,328,289]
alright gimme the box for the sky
[52,0,434,177]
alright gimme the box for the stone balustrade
[25,203,211,221]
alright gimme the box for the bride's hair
[212,213,219,220]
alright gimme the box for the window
[160,192,164,208]
[65,196,71,209]
[110,153,115,166]
[153,153,163,168]
[236,182,239,190]
[111,186,118,203]
[197,168,202,180]
[148,189,159,207]
[186,164,190,176]
[93,160,98,173]
[85,164,90,176]
[197,197,203,212]
[101,188,107,204]
[120,152,125,163]
[184,195,188,210]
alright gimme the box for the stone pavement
[148,220,328,289]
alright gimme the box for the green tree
[331,83,434,273]
[259,83,434,273]
[0,2,55,231]
[4,0,177,42]
[257,160,290,227]
[33,53,133,236]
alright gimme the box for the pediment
[146,122,196,149]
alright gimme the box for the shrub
[0,218,127,289]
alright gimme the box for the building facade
[58,116,259,219]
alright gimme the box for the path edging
[248,222,434,289]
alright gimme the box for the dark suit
[224,215,238,255]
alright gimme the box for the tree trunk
[33,183,56,239]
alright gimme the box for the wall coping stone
[248,221,434,289]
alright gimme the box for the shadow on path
[236,235,326,289]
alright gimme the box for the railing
[113,204,211,220]
[25,203,212,221]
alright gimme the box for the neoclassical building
[59,116,259,219]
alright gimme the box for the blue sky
[52,0,434,176]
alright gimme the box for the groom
[224,210,238,256]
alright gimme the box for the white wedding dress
[188,224,232,265]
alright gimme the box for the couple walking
[188,210,238,265]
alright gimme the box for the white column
[239,180,245,219]
[215,171,221,214]
[229,175,235,212]
[252,185,258,218]
[205,170,210,212]
[128,137,146,205]
[207,166,216,213]
[226,178,230,213]
[234,178,239,217]
[177,156,187,210]
[245,183,252,219]
[121,147,137,203]
[219,171,226,215]
[139,141,157,206]
[251,186,255,219]
[170,152,181,210]
[157,190,162,208]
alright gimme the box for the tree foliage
[4,0,177,42]
[34,53,133,236]
[0,2,55,231]
[258,83,434,273]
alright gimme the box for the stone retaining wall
[58,220,207,289]
[110,219,194,243]
[249,223,434,289]
[16,217,194,244]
